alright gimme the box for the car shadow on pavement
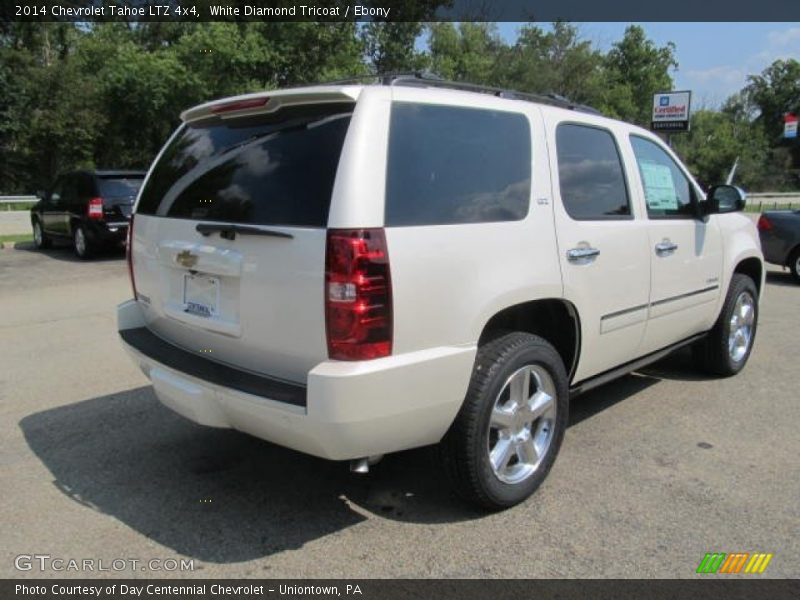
[13,240,125,262]
[765,270,798,288]
[20,350,714,561]
[19,387,484,563]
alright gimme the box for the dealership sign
[651,91,692,132]
[785,114,798,139]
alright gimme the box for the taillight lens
[126,214,137,299]
[325,228,392,360]
[757,215,773,231]
[87,197,104,220]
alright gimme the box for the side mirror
[704,185,746,215]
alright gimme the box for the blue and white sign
[652,91,692,132]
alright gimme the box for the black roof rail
[312,71,602,116]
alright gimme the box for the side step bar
[569,333,706,398]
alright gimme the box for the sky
[491,22,800,109]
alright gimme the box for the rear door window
[385,102,531,226]
[555,123,631,220]
[136,103,354,227]
[97,177,143,199]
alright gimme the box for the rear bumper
[86,220,128,244]
[117,300,475,460]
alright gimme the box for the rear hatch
[131,96,356,383]
[98,175,143,220]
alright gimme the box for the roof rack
[314,71,603,115]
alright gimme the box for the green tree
[672,110,769,191]
[428,22,504,84]
[602,25,677,125]
[501,22,605,104]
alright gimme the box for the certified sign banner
[785,114,798,139]
[651,91,692,132]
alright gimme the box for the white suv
[118,75,764,510]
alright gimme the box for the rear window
[136,102,353,227]
[98,177,143,198]
[386,102,531,226]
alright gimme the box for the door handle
[655,240,679,256]
[567,246,600,263]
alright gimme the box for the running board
[569,333,707,398]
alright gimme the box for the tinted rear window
[98,177,143,198]
[386,102,531,226]
[136,103,353,227]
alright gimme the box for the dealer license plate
[183,274,219,318]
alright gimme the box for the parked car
[117,76,764,510]
[31,170,145,258]
[758,210,800,283]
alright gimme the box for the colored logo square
[660,96,670,107]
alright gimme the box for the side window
[76,174,95,203]
[60,175,77,209]
[385,102,531,226]
[555,123,631,220]
[48,178,64,206]
[630,135,696,219]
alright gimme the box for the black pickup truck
[758,209,800,283]
[31,170,145,259]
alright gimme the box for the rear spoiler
[180,86,362,123]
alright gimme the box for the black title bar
[3,0,800,22]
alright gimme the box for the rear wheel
[440,332,569,510]
[32,219,51,249]
[788,247,800,284]
[696,274,758,376]
[73,225,93,259]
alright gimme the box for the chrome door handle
[567,247,600,262]
[655,241,679,256]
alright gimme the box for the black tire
[696,274,758,376]
[73,224,93,259]
[32,219,51,249]
[788,247,800,284]
[440,332,569,511]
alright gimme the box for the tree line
[1,21,798,194]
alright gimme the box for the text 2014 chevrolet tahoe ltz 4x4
[118,77,764,510]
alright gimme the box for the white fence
[0,195,39,210]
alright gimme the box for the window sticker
[640,160,678,210]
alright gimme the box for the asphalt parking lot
[1,241,798,579]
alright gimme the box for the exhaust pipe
[349,455,384,474]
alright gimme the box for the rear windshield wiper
[195,223,293,240]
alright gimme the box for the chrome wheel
[728,291,755,363]
[74,227,86,256]
[487,364,557,485]
[33,222,42,247]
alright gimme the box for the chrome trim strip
[601,285,720,321]
[650,285,719,308]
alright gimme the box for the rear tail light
[757,215,773,231]
[87,197,104,220]
[126,214,137,299]
[325,228,392,360]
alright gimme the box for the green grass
[0,233,33,244]
[1,202,36,211]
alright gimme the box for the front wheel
[696,274,758,376]
[440,332,569,510]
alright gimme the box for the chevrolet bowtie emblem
[176,250,198,269]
